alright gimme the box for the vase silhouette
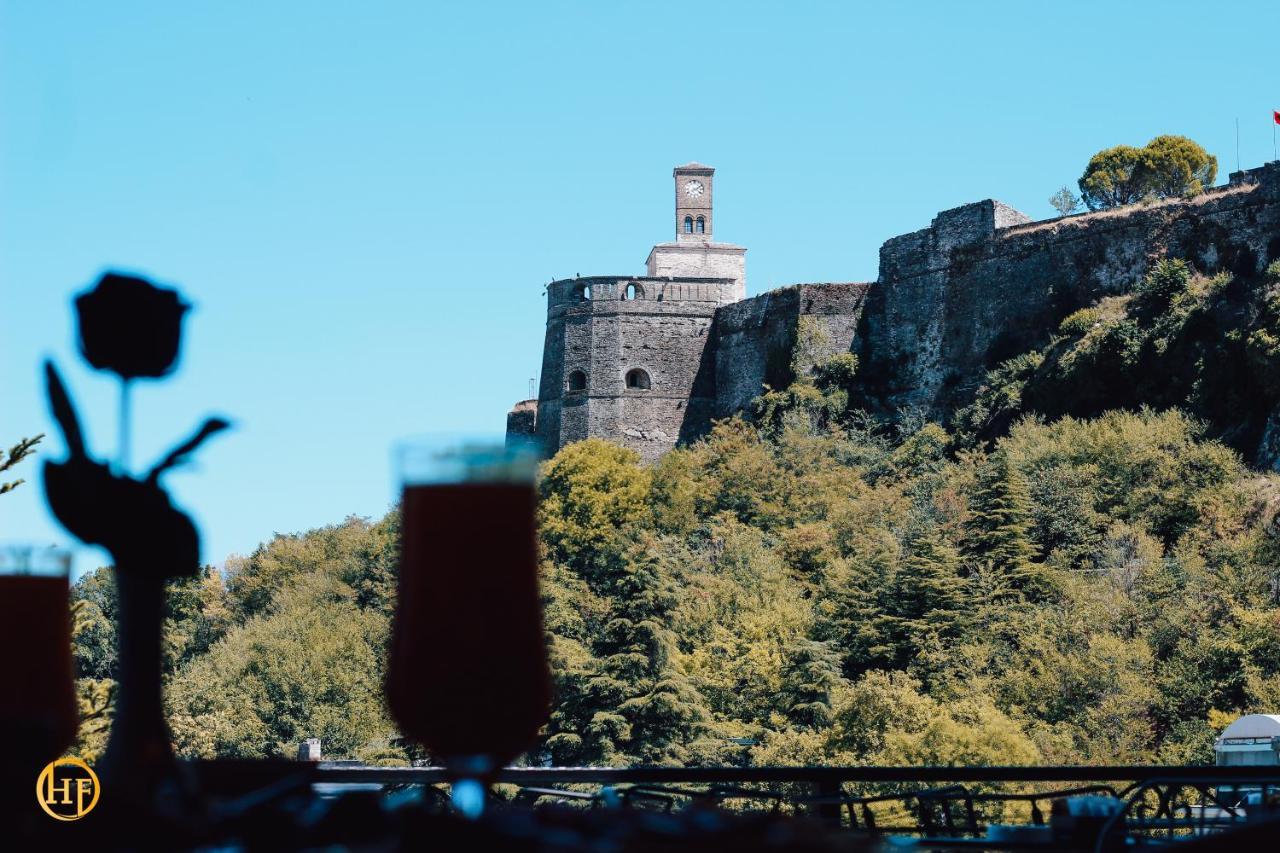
[42,360,227,809]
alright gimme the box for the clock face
[683,180,704,199]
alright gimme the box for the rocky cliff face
[856,163,1280,419]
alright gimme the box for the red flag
[1274,110,1280,125]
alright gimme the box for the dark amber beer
[384,439,548,780]
[0,549,77,783]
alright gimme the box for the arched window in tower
[695,216,705,234]
[684,215,694,233]
[625,368,651,390]
[567,370,587,392]
[623,282,643,301]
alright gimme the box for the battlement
[546,275,737,312]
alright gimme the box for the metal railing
[303,763,1280,845]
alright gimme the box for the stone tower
[674,162,714,240]
[528,163,747,462]
[646,163,747,303]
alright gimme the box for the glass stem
[451,777,486,820]
[119,379,132,475]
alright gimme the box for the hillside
[68,260,1280,767]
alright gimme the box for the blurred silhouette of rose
[75,272,189,379]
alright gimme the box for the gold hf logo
[36,757,100,821]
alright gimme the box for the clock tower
[646,162,746,302]
[674,162,714,242]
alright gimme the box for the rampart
[857,162,1280,416]
[535,276,733,462]
[514,162,1280,463]
[714,283,871,418]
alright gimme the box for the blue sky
[3,1,1278,577]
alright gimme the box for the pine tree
[779,638,846,729]
[872,531,966,668]
[895,532,965,625]
[964,452,1050,598]
[543,533,711,765]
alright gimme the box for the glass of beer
[0,546,77,782]
[384,436,548,817]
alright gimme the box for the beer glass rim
[393,433,541,486]
[0,543,72,577]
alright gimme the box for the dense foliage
[957,260,1280,467]
[1077,136,1217,211]
[67,260,1280,767]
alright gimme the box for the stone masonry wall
[535,276,730,462]
[516,162,1280,464]
[857,163,1280,417]
[713,283,871,418]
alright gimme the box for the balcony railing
[271,764,1280,848]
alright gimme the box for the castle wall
[713,283,871,418]
[534,276,730,462]
[505,400,537,442]
[858,163,1280,416]
[514,162,1280,465]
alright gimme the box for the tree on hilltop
[1079,145,1151,210]
[1142,135,1217,199]
[1078,136,1217,210]
[1049,186,1080,217]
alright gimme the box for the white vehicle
[1214,714,1280,767]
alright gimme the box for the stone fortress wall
[860,162,1280,418]
[713,283,872,419]
[510,161,1280,463]
[531,275,733,461]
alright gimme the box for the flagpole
[1236,117,1241,171]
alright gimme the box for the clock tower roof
[674,162,714,174]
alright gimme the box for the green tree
[1136,258,1192,307]
[71,567,120,680]
[964,452,1046,596]
[0,434,42,495]
[538,438,652,573]
[542,533,711,765]
[164,566,232,673]
[167,571,400,760]
[1078,137,1216,211]
[224,516,386,621]
[778,638,848,730]
[1142,135,1217,199]
[1048,186,1079,217]
[1079,145,1151,210]
[887,531,966,635]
